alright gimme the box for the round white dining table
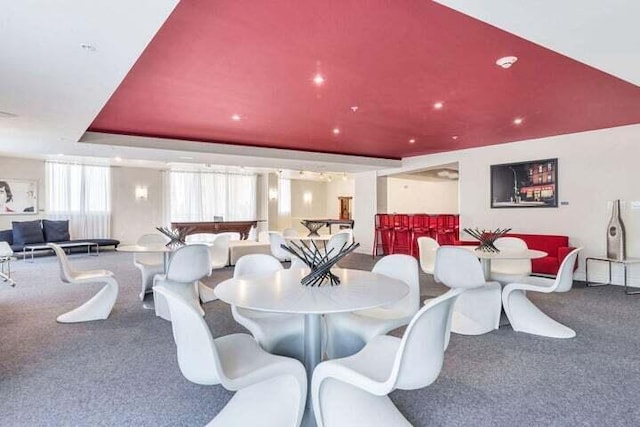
[462,246,547,280]
[214,267,408,426]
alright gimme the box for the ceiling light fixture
[350,106,359,113]
[313,73,325,86]
[409,138,416,144]
[452,135,459,140]
[342,173,347,181]
[332,128,340,135]
[496,56,518,69]
[513,117,524,125]
[80,43,96,52]
[231,114,241,121]
[433,102,444,110]
[114,156,122,162]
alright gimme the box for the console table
[300,219,354,236]
[585,256,640,295]
[171,221,259,240]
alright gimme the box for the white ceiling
[0,1,637,174]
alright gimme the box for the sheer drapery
[46,162,111,238]
[277,177,291,216]
[169,171,257,222]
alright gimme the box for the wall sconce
[303,191,313,205]
[268,188,278,201]
[135,185,148,201]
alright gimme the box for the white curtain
[169,171,257,222]
[46,162,111,238]
[278,177,291,216]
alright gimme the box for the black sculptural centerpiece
[156,226,194,248]
[281,240,360,287]
[463,227,511,253]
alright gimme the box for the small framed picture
[0,179,38,214]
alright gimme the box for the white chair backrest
[166,244,211,283]
[268,232,289,260]
[0,241,13,257]
[185,233,218,244]
[390,288,464,392]
[325,232,350,257]
[434,247,486,289]
[492,237,531,275]
[234,254,283,278]
[372,255,420,317]
[47,243,75,283]
[209,234,231,269]
[154,286,223,386]
[135,233,167,264]
[417,237,439,274]
[282,228,299,238]
[552,248,582,293]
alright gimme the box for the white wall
[290,179,328,234]
[385,177,459,214]
[390,124,640,283]
[353,172,377,255]
[325,178,354,218]
[110,166,164,244]
[0,156,45,230]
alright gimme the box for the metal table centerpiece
[281,240,360,287]
[155,226,194,248]
[463,227,511,253]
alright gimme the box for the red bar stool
[390,214,410,254]
[409,214,430,257]
[372,214,393,257]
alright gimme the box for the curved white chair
[187,234,231,303]
[153,244,211,322]
[312,287,466,427]
[48,243,118,323]
[325,254,420,359]
[268,232,290,262]
[417,236,439,275]
[434,246,502,336]
[502,248,582,339]
[133,233,167,301]
[155,286,306,427]
[490,237,532,284]
[282,228,299,238]
[231,254,305,360]
[325,231,351,257]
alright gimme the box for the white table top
[460,246,547,260]
[117,244,173,253]
[214,268,409,315]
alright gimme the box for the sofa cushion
[12,220,45,246]
[0,229,13,245]
[42,219,71,242]
[506,234,569,258]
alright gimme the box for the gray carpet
[1,251,639,426]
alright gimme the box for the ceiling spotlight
[313,73,325,86]
[513,117,524,125]
[299,170,305,176]
[452,135,459,140]
[342,173,347,181]
[332,128,340,135]
[433,102,444,110]
[113,156,122,162]
[350,106,359,113]
[80,43,96,52]
[409,138,416,144]
[496,56,518,69]
[231,114,241,121]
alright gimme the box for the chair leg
[57,278,118,323]
[502,288,575,338]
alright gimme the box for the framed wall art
[0,179,38,214]
[490,158,558,208]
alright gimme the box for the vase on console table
[606,199,626,261]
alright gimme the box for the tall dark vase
[606,200,626,261]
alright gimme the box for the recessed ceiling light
[313,73,325,86]
[496,56,518,69]
[433,102,444,110]
[0,111,18,118]
[409,138,416,144]
[350,106,359,113]
[231,114,241,121]
[332,128,340,135]
[113,156,122,162]
[452,135,459,140]
[80,43,96,52]
[513,117,524,125]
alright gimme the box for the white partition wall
[353,171,378,255]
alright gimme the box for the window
[169,171,257,222]
[46,162,111,238]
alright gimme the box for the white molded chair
[268,232,291,262]
[155,286,307,427]
[48,243,118,323]
[133,233,167,301]
[282,228,299,238]
[490,237,532,284]
[417,236,439,275]
[231,254,305,360]
[502,248,582,339]
[187,234,231,303]
[326,254,420,359]
[325,231,351,257]
[312,287,466,427]
[153,244,211,322]
[434,246,502,335]
[0,241,16,287]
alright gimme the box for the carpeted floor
[1,251,639,426]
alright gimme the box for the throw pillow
[0,229,13,245]
[12,220,45,246]
[42,219,71,243]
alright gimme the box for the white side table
[585,256,640,295]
